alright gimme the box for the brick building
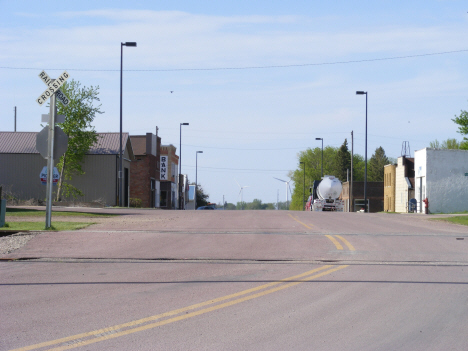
[130,133,161,208]
[341,181,384,212]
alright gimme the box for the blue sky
[1,1,468,205]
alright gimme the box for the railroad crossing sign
[38,70,70,106]
[36,70,70,106]
[36,70,71,229]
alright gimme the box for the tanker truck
[306,175,344,212]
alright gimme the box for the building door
[354,199,369,212]
[150,179,156,208]
[160,191,167,207]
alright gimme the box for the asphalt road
[1,210,467,351]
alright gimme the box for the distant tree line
[288,140,390,211]
[221,200,287,210]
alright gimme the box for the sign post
[45,93,56,228]
[35,70,70,229]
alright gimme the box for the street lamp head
[181,123,189,126]
[197,151,203,154]
[356,91,366,95]
[123,42,137,47]
[315,137,322,141]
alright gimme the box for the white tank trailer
[310,175,344,211]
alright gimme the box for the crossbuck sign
[36,69,70,229]
[36,70,69,106]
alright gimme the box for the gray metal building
[0,132,134,206]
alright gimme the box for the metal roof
[129,135,147,156]
[90,133,130,155]
[0,132,130,155]
[0,132,38,153]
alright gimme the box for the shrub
[129,198,142,208]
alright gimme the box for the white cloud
[2,10,467,70]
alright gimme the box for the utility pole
[14,106,17,132]
[351,131,354,213]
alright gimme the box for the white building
[414,148,468,213]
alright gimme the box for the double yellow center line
[12,214,356,350]
[288,213,356,251]
[325,235,355,251]
[12,265,348,351]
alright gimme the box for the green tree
[245,199,264,210]
[334,139,351,182]
[453,107,468,150]
[429,138,462,149]
[453,108,468,138]
[196,184,209,207]
[242,199,276,210]
[236,201,247,210]
[224,202,237,210]
[289,146,338,211]
[352,154,366,182]
[54,80,102,201]
[277,201,290,210]
[367,147,389,182]
[289,141,368,211]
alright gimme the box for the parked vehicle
[305,175,344,212]
[197,206,215,210]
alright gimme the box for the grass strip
[6,208,117,218]
[430,216,468,226]
[1,221,95,231]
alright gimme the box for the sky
[1,1,467,205]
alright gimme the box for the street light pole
[315,138,323,177]
[356,91,368,213]
[179,122,189,209]
[119,41,137,207]
[195,151,203,209]
[300,161,305,211]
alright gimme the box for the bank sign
[160,156,168,180]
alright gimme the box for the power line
[184,144,309,151]
[184,165,291,172]
[1,49,467,72]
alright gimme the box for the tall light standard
[119,41,137,207]
[195,151,203,209]
[300,161,305,211]
[356,91,368,213]
[179,122,189,209]
[315,137,323,177]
